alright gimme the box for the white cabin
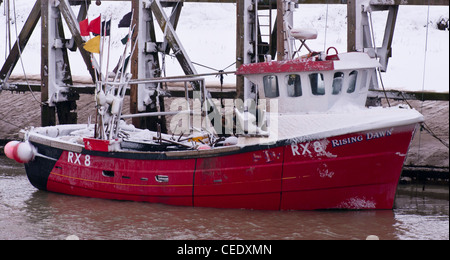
[236,52,380,114]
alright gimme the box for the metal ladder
[254,0,275,62]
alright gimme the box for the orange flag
[83,35,101,53]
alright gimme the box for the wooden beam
[43,0,450,5]
[369,89,450,101]
[148,0,223,132]
[131,0,170,131]
[60,0,362,5]
[67,0,341,3]
[59,0,98,82]
[276,0,284,60]
[57,14,74,86]
[297,0,449,4]
[149,0,198,77]
[69,0,448,4]
[67,0,90,52]
[377,5,398,72]
[0,0,41,81]
[270,17,278,60]
[235,0,245,100]
[130,0,139,125]
[9,81,449,101]
[369,0,449,6]
[67,0,237,2]
[347,0,356,52]
[57,13,79,124]
[296,0,345,3]
[163,2,183,54]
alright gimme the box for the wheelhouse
[236,52,380,114]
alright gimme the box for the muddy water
[0,156,448,240]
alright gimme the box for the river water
[0,156,448,240]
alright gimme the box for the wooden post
[41,0,80,126]
[149,0,197,77]
[41,0,56,126]
[235,0,254,102]
[276,0,284,61]
[347,0,356,52]
[56,9,78,125]
[270,17,278,60]
[130,0,171,132]
[130,0,140,127]
[235,0,245,100]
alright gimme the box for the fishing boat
[3,5,423,210]
[5,48,423,210]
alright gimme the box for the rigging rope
[416,1,432,163]
[420,2,431,114]
[11,0,44,106]
[4,0,12,60]
[166,52,235,86]
[323,1,329,52]
[367,10,390,107]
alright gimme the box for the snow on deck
[237,105,424,146]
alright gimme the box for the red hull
[28,124,416,210]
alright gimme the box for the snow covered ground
[1,1,448,92]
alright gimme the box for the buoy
[111,97,122,115]
[96,91,106,106]
[105,93,115,104]
[4,141,20,160]
[12,142,36,163]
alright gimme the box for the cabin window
[347,70,358,93]
[263,75,279,98]
[286,74,302,97]
[332,72,344,95]
[309,73,325,95]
